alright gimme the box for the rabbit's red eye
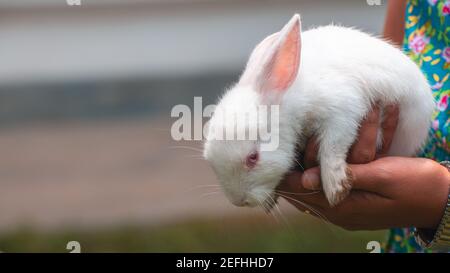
[246,152,259,168]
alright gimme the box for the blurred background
[0,0,388,252]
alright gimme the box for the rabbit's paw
[321,164,353,207]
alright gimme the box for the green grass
[0,214,387,253]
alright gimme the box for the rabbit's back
[287,25,435,156]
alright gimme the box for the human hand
[278,104,450,230]
[279,157,450,230]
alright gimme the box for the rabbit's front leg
[318,117,360,206]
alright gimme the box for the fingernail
[301,171,320,190]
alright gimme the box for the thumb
[347,163,384,192]
[300,163,384,192]
[301,167,321,190]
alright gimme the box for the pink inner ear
[261,19,301,95]
[268,21,300,92]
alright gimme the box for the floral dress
[384,0,450,253]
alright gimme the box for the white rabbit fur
[203,14,435,207]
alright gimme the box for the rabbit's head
[204,15,302,208]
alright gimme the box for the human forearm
[383,0,407,46]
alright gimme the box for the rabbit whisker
[275,189,321,196]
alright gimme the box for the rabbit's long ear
[241,14,301,103]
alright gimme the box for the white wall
[0,0,386,85]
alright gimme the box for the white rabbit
[203,14,435,208]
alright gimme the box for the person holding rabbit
[280,0,450,253]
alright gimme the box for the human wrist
[418,161,450,229]
[432,163,450,227]
[414,161,450,251]
[415,191,450,250]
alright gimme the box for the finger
[303,136,319,169]
[277,177,311,211]
[346,161,390,193]
[279,172,315,193]
[348,105,380,164]
[280,168,322,191]
[279,170,330,209]
[378,104,400,156]
[301,167,321,190]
